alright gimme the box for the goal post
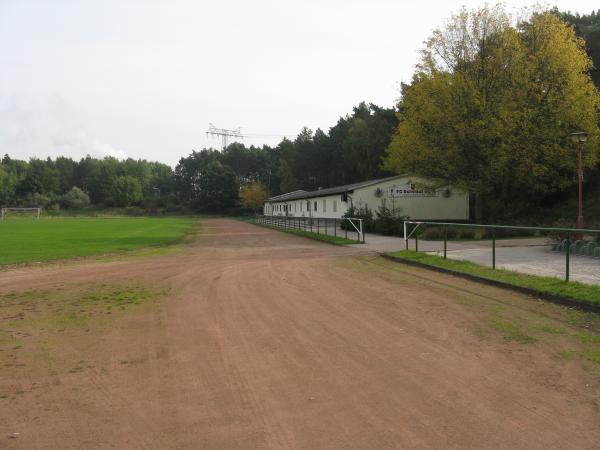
[1,207,41,220]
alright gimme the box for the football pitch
[0,217,195,265]
[1,218,600,448]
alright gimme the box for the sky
[0,0,596,166]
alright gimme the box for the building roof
[267,190,308,202]
[266,175,406,202]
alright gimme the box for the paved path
[443,246,600,285]
[348,233,600,285]
[350,233,549,254]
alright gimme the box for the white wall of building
[263,175,469,221]
[264,193,348,218]
[351,176,469,220]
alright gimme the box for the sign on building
[385,183,438,197]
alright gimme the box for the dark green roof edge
[266,175,408,202]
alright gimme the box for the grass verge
[386,250,600,308]
[255,223,361,245]
[0,217,196,265]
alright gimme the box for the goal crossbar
[1,207,41,219]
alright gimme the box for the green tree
[193,161,238,212]
[112,176,143,206]
[384,6,600,221]
[555,9,600,89]
[62,187,91,209]
[0,164,17,206]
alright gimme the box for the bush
[458,229,476,239]
[423,227,444,240]
[482,227,537,239]
[342,205,375,232]
[373,204,406,236]
[23,192,51,208]
[344,203,407,236]
[62,187,91,209]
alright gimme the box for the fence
[255,215,365,243]
[403,221,600,282]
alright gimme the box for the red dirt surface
[1,218,599,449]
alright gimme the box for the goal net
[1,207,41,220]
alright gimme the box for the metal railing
[255,215,365,243]
[404,221,600,282]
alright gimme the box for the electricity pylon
[206,123,243,150]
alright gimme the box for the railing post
[566,233,570,282]
[317,218,320,234]
[345,220,348,239]
[361,219,365,243]
[443,225,447,259]
[415,230,418,252]
[492,228,496,270]
[334,218,337,237]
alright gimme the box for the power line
[205,123,296,149]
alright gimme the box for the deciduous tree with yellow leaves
[239,182,268,213]
[384,6,600,221]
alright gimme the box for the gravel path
[1,219,599,449]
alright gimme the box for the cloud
[0,94,128,160]
[51,132,128,160]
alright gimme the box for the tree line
[174,102,398,212]
[1,7,599,222]
[0,155,174,210]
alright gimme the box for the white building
[263,175,469,221]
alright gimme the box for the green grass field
[0,217,195,265]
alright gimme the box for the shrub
[482,227,537,239]
[458,229,475,239]
[62,187,91,209]
[342,205,375,232]
[423,227,443,240]
[373,204,406,236]
[23,192,51,208]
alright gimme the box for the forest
[1,8,599,223]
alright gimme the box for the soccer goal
[1,207,41,220]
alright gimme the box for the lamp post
[568,131,589,229]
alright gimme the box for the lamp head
[568,131,589,143]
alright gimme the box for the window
[333,200,337,212]
[307,201,311,211]
[323,199,326,212]
[314,201,317,211]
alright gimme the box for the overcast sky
[0,0,596,166]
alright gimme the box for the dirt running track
[1,219,600,449]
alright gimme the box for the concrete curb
[381,254,600,314]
